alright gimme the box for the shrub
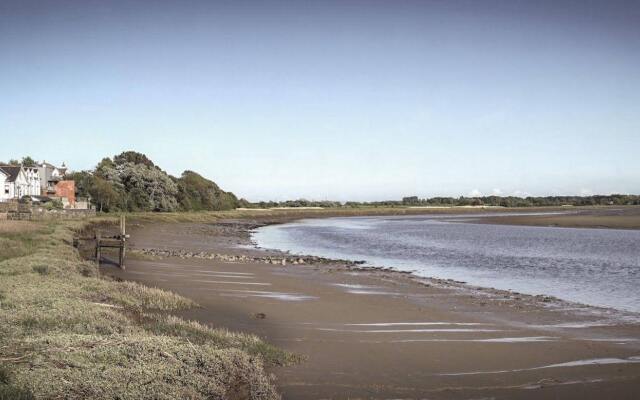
[0,385,35,400]
[32,265,49,275]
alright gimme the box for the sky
[1,0,639,201]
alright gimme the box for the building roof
[27,195,52,203]
[40,161,67,175]
[0,165,21,182]
[40,161,57,169]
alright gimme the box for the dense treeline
[67,151,240,212]
[398,195,640,207]
[245,194,640,209]
[249,199,342,208]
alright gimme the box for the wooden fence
[74,215,128,269]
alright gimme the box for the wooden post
[119,245,124,270]
[119,215,126,270]
[95,233,101,265]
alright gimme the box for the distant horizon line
[248,193,639,203]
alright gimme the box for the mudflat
[102,215,640,399]
[473,206,640,230]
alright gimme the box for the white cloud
[512,190,531,197]
[491,188,503,195]
[468,189,483,197]
[579,188,593,196]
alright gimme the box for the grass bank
[0,219,296,400]
[123,205,538,224]
[0,221,52,262]
[120,205,626,229]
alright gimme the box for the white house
[0,168,8,202]
[0,165,41,201]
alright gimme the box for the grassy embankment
[122,205,624,227]
[0,218,297,400]
[123,205,527,224]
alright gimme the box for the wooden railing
[74,215,129,269]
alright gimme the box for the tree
[176,170,238,211]
[67,171,96,199]
[116,163,179,211]
[402,196,419,205]
[21,156,36,167]
[113,151,156,168]
[95,157,115,176]
[237,198,252,208]
[58,151,242,213]
[89,177,120,212]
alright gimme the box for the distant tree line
[66,151,240,212]
[0,156,37,167]
[248,199,342,209]
[397,195,640,207]
[5,153,639,212]
[243,194,640,209]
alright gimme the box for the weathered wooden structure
[74,215,129,269]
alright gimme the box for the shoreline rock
[132,247,363,267]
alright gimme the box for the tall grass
[0,219,292,399]
[0,222,54,262]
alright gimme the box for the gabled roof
[0,165,21,182]
[40,161,67,175]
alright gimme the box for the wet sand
[473,206,640,230]
[102,217,640,399]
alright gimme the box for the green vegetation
[20,157,37,168]
[0,157,36,167]
[250,199,342,208]
[93,154,180,211]
[68,151,240,213]
[0,220,294,399]
[42,199,64,210]
[176,170,239,212]
[402,194,640,207]
[0,222,52,262]
[246,195,640,209]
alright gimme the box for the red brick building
[54,180,75,206]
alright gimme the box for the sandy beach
[101,210,640,399]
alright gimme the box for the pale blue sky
[1,0,639,201]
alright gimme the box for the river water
[252,214,640,313]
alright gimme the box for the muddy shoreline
[123,211,640,332]
[146,208,640,314]
[100,209,640,399]
[465,206,640,230]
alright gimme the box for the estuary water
[252,214,640,313]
